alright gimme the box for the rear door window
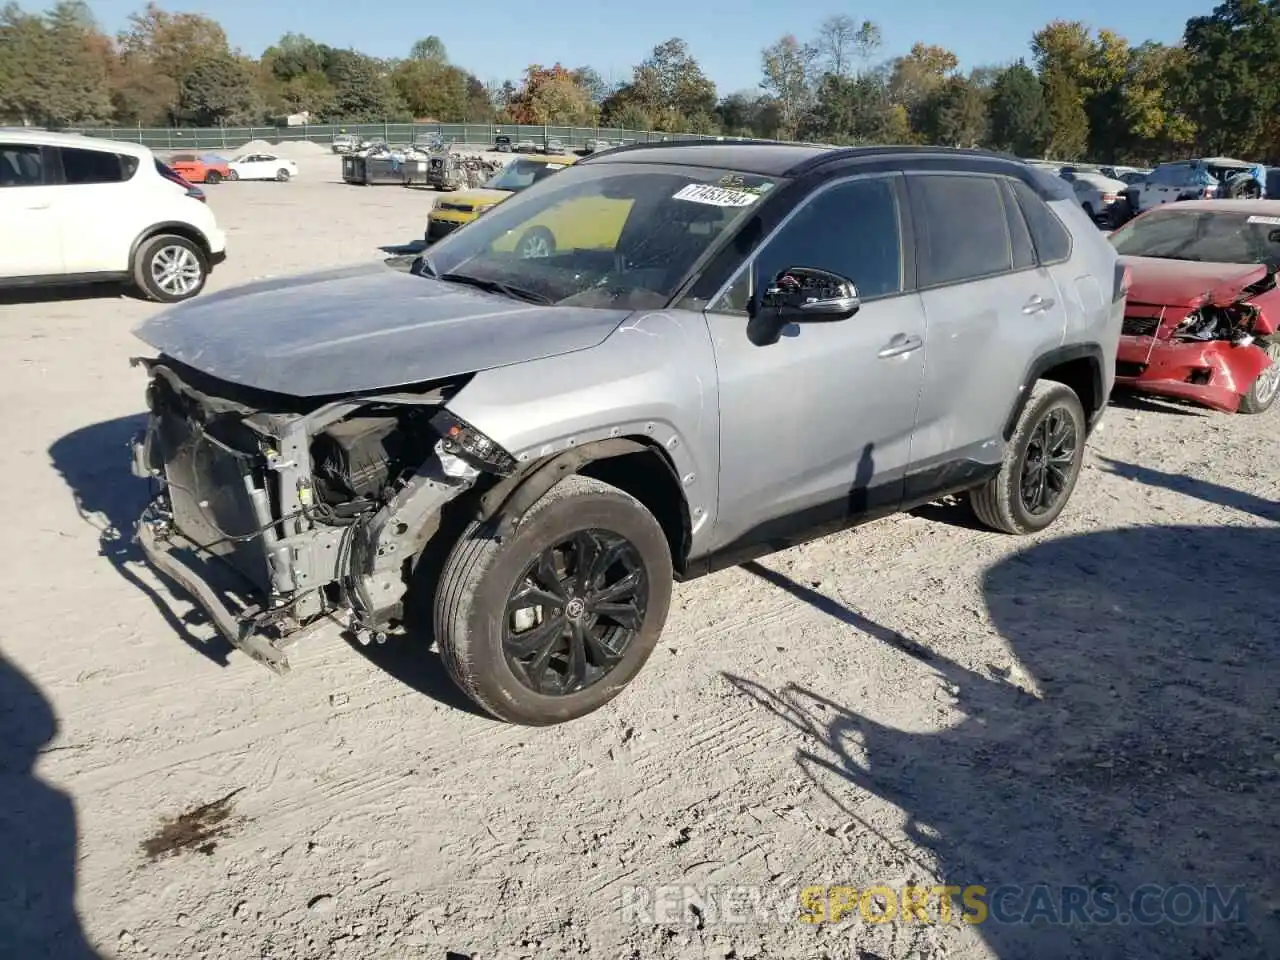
[911,174,1012,286]
[60,147,125,184]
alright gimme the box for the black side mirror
[747,266,860,346]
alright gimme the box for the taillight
[1114,263,1131,303]
[1102,193,1118,203]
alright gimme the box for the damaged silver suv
[130,143,1124,725]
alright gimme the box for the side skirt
[677,458,999,582]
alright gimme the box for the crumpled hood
[1121,256,1268,307]
[132,262,631,397]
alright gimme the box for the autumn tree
[887,43,960,136]
[389,38,491,121]
[115,2,229,123]
[1119,42,1194,162]
[812,14,881,78]
[0,1,113,125]
[604,39,716,131]
[508,63,597,125]
[760,34,817,138]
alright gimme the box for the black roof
[578,140,1035,179]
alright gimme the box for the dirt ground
[2,156,1278,960]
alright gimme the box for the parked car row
[166,152,299,183]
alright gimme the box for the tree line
[2,0,1278,164]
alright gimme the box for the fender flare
[476,438,673,536]
[1003,342,1106,440]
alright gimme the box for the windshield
[1110,208,1280,264]
[484,158,571,192]
[423,161,778,309]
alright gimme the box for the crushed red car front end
[1116,258,1278,412]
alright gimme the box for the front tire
[434,475,673,725]
[204,170,221,184]
[276,168,291,182]
[227,169,239,181]
[1238,340,1280,414]
[970,381,1087,534]
[132,234,208,303]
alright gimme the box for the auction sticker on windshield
[1247,215,1280,225]
[673,183,760,206]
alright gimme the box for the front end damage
[129,358,509,671]
[1116,268,1277,413]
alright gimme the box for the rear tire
[434,474,673,726]
[204,170,221,184]
[276,168,291,182]
[132,233,208,303]
[970,381,1087,535]
[1238,340,1280,414]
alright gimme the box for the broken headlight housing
[431,409,517,476]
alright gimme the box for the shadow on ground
[48,415,233,666]
[730,472,1279,958]
[0,282,130,306]
[0,655,100,958]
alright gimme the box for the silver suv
[129,143,1124,725]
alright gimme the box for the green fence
[64,122,758,152]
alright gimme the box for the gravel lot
[3,155,1279,960]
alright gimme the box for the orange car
[166,153,232,184]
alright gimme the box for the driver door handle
[878,333,923,358]
[1022,294,1055,314]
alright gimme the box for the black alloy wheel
[1019,406,1079,517]
[503,529,648,696]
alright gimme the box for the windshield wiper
[437,272,551,304]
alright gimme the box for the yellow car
[425,155,576,244]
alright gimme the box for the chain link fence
[63,122,760,152]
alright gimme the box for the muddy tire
[434,474,673,726]
[1238,340,1280,414]
[971,381,1087,535]
[132,233,208,303]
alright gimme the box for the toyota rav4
[129,143,1124,725]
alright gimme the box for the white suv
[0,130,227,302]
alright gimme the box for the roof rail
[784,143,1021,177]
[578,137,834,163]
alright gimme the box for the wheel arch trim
[1003,342,1106,441]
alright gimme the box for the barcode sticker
[672,183,760,207]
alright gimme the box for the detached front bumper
[1115,334,1273,413]
[135,513,305,672]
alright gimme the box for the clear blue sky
[66,0,1213,94]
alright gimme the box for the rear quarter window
[0,143,44,186]
[1010,179,1072,264]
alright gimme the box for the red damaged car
[1108,199,1280,413]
